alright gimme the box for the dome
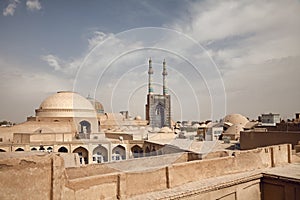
[86,96,104,114]
[36,91,96,118]
[223,114,249,127]
[134,116,142,120]
[159,126,173,133]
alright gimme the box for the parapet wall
[0,144,292,200]
[63,144,291,199]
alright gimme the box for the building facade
[145,59,171,128]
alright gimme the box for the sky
[0,0,300,123]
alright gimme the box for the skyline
[1,0,300,123]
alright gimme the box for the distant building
[261,113,280,126]
[145,59,171,128]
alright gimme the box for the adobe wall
[123,168,168,197]
[0,144,292,200]
[0,153,65,200]
[240,131,300,150]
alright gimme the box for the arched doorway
[92,145,108,163]
[58,146,68,153]
[15,148,24,151]
[73,147,89,164]
[112,145,126,161]
[131,145,143,158]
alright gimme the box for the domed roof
[134,115,142,120]
[159,126,173,133]
[223,114,249,127]
[36,91,97,118]
[224,124,244,135]
[86,96,104,114]
[39,91,95,110]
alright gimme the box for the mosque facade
[145,59,171,128]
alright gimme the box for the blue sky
[1,0,300,123]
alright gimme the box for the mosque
[0,59,176,165]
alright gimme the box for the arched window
[15,148,24,151]
[131,145,143,158]
[58,146,68,153]
[31,147,37,151]
[0,149,6,152]
[79,120,91,134]
[47,147,53,152]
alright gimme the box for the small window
[0,138,2,142]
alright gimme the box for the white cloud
[3,0,19,16]
[41,54,81,75]
[41,54,62,71]
[88,31,112,50]
[26,0,41,11]
[168,0,300,118]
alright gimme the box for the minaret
[148,58,154,94]
[162,59,168,95]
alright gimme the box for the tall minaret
[148,58,154,94]
[162,59,168,95]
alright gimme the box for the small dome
[159,126,173,133]
[87,96,104,114]
[224,124,244,135]
[36,91,96,118]
[223,114,249,127]
[134,116,142,120]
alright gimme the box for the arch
[31,147,37,151]
[79,120,91,134]
[73,146,89,164]
[47,147,53,152]
[92,145,108,163]
[58,146,68,153]
[0,149,6,152]
[112,145,126,161]
[131,145,143,158]
[39,146,45,151]
[15,148,24,151]
[155,103,165,127]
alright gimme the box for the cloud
[3,0,20,16]
[167,0,300,118]
[41,54,81,75]
[41,54,62,71]
[0,58,72,123]
[26,0,41,11]
[88,31,113,50]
